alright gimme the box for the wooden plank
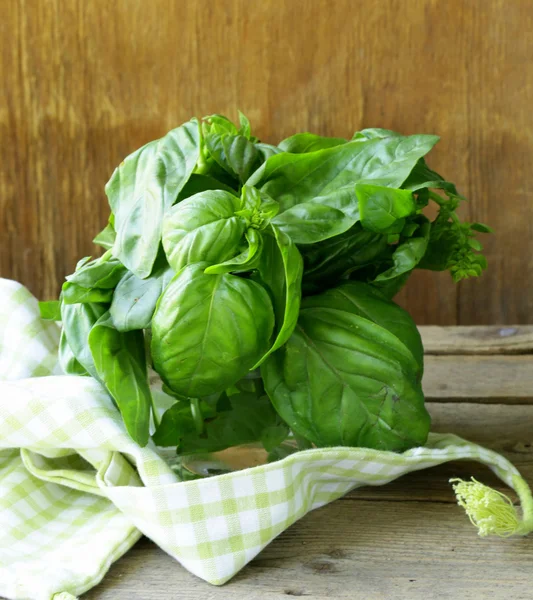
[83,402,533,600]
[2,0,533,324]
[420,325,533,355]
[423,356,533,402]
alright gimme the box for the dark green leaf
[89,313,152,446]
[106,119,201,278]
[300,224,389,293]
[176,173,237,202]
[254,226,303,365]
[302,281,424,372]
[151,263,275,397]
[374,218,430,281]
[262,297,429,451]
[154,392,288,454]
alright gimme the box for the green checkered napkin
[1,278,532,600]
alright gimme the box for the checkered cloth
[0,278,527,600]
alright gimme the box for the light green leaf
[89,313,152,446]
[162,190,246,271]
[106,119,201,278]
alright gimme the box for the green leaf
[471,222,493,234]
[66,256,126,289]
[402,158,459,195]
[62,283,114,305]
[278,132,347,153]
[374,218,430,281]
[89,313,152,446]
[176,173,237,202]
[93,219,116,250]
[356,184,416,233]
[204,228,263,275]
[248,135,439,212]
[352,128,403,141]
[271,199,355,244]
[151,263,275,398]
[262,296,429,452]
[110,259,174,332]
[206,133,260,183]
[153,392,288,454]
[300,224,389,293]
[39,300,62,321]
[60,302,107,378]
[58,330,88,376]
[106,119,201,278]
[162,190,246,271]
[303,281,424,372]
[371,271,411,300]
[254,226,303,365]
[238,111,252,138]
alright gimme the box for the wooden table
[63,327,533,598]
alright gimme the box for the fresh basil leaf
[176,173,237,202]
[371,271,411,299]
[110,261,174,332]
[238,111,252,138]
[300,224,389,293]
[402,159,459,195]
[39,300,62,321]
[93,218,116,250]
[206,133,260,183]
[278,132,347,153]
[61,283,114,305]
[238,186,280,228]
[106,119,201,278]
[352,128,403,141]
[262,299,429,451]
[374,218,430,281]
[255,143,282,161]
[154,392,288,454]
[151,263,275,397]
[254,226,303,365]
[89,313,152,446]
[58,330,88,376]
[162,190,247,271]
[303,281,424,372]
[203,114,239,137]
[61,301,107,378]
[204,228,263,275]
[356,184,416,233]
[271,199,355,244]
[66,257,126,289]
[248,135,439,212]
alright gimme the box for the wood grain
[1,0,533,325]
[421,325,533,355]
[83,402,533,600]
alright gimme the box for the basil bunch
[41,114,491,455]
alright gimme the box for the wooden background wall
[1,0,532,325]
